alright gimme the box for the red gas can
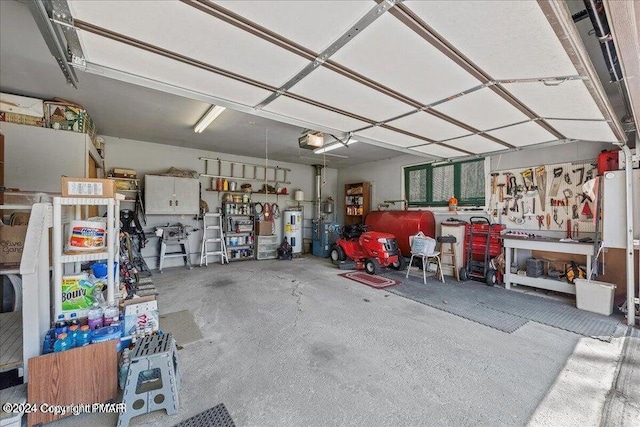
[597,149,620,175]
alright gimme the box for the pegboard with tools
[489,160,597,236]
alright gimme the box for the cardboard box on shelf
[0,111,45,127]
[61,177,117,198]
[256,221,274,236]
[0,92,44,117]
[0,225,27,266]
[44,101,96,136]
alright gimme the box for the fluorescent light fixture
[194,105,226,133]
[314,139,358,154]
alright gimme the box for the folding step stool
[200,213,229,266]
[118,334,181,427]
[437,235,459,281]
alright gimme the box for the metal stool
[437,235,459,281]
[158,238,192,273]
[118,334,181,427]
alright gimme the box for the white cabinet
[601,169,640,248]
[145,175,199,215]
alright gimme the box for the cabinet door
[173,177,199,214]
[145,175,175,214]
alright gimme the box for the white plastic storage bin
[574,279,616,316]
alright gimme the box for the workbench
[503,237,595,295]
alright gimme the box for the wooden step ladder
[200,213,228,266]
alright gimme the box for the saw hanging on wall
[535,165,546,211]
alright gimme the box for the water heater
[283,210,303,253]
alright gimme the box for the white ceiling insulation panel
[386,111,471,142]
[405,1,578,79]
[68,0,307,87]
[77,32,270,107]
[215,1,373,52]
[290,67,415,122]
[264,96,368,132]
[331,14,481,105]
[485,121,556,147]
[410,144,467,158]
[356,126,434,148]
[545,119,619,143]
[502,80,606,120]
[433,88,529,131]
[445,134,506,154]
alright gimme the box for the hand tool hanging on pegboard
[549,167,563,197]
[535,166,546,211]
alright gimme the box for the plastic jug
[103,305,119,327]
[87,303,104,331]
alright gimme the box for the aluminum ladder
[200,212,228,266]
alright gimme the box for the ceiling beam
[603,0,640,136]
[537,0,626,143]
[385,1,567,142]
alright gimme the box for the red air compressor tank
[597,149,620,175]
[365,210,436,256]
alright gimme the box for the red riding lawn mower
[330,224,406,275]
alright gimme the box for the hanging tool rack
[200,157,291,191]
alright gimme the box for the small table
[503,237,595,295]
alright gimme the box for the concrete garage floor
[50,257,637,427]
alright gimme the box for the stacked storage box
[0,92,45,127]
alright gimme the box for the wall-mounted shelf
[344,182,371,225]
[200,158,292,196]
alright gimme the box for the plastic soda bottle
[54,314,68,335]
[87,303,104,330]
[68,325,79,348]
[76,325,92,347]
[53,333,70,352]
[103,305,119,327]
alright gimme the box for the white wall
[336,140,617,233]
[104,136,338,268]
[1,122,88,192]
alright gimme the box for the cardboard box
[0,225,27,266]
[45,101,95,136]
[61,177,117,198]
[121,296,159,338]
[0,92,44,117]
[256,221,274,236]
[0,111,45,127]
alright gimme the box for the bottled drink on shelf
[54,314,68,335]
[103,305,119,327]
[68,325,79,348]
[76,325,92,347]
[68,313,80,327]
[53,333,70,352]
[87,303,104,331]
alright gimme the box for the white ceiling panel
[68,0,307,87]
[546,120,619,143]
[433,88,529,131]
[502,80,606,120]
[356,126,432,148]
[486,122,556,147]
[405,1,578,79]
[290,67,415,122]
[78,32,270,107]
[264,96,367,132]
[386,111,471,142]
[215,1,373,52]
[410,144,467,158]
[445,134,506,154]
[331,14,481,105]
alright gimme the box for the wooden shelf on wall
[344,182,370,226]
